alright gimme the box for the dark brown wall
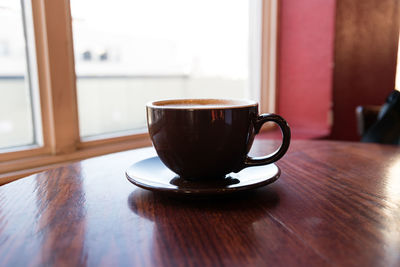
[330,0,400,140]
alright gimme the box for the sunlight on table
[382,159,400,266]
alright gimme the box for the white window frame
[0,0,278,184]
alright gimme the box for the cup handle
[244,114,291,167]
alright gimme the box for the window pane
[0,0,38,150]
[71,0,254,138]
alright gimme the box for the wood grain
[0,140,400,266]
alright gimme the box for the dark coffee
[146,99,290,180]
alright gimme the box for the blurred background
[1,0,400,151]
[0,0,255,148]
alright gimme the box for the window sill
[0,134,151,185]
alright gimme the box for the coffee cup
[146,99,290,180]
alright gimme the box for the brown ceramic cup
[146,99,290,180]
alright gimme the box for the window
[71,0,259,138]
[0,0,277,182]
[0,0,40,150]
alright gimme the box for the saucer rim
[125,156,281,195]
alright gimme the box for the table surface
[1,140,400,266]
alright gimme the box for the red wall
[277,0,336,135]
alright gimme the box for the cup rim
[146,98,258,110]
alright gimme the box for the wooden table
[1,140,400,266]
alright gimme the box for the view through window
[0,0,39,150]
[70,0,257,137]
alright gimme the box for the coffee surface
[149,99,257,109]
[157,104,237,109]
